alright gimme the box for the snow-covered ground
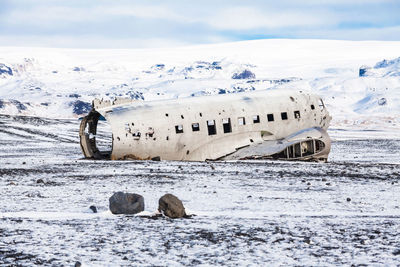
[1,40,400,266]
[0,115,399,266]
[1,39,400,133]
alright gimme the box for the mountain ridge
[0,39,399,131]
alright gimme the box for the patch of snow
[0,39,399,132]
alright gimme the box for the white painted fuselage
[80,89,331,161]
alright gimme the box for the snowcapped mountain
[360,57,400,77]
[0,39,399,131]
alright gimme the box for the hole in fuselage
[79,111,113,160]
[270,139,326,160]
[95,119,113,158]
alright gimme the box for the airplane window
[294,111,301,119]
[238,117,246,125]
[175,125,183,134]
[311,104,315,110]
[207,120,217,135]
[253,115,260,123]
[222,118,232,133]
[132,131,141,139]
[267,114,274,122]
[192,123,200,132]
[281,112,288,120]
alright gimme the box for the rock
[359,65,371,77]
[73,66,85,72]
[393,248,400,256]
[232,69,256,79]
[36,179,44,184]
[136,212,163,220]
[109,192,144,215]
[10,100,27,111]
[89,205,97,213]
[69,93,81,98]
[0,63,13,76]
[69,100,91,116]
[378,98,387,106]
[74,261,82,267]
[158,194,186,219]
[374,57,400,69]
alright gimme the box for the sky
[1,0,400,48]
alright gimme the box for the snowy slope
[0,39,399,131]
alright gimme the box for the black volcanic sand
[0,115,399,266]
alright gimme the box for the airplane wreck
[79,89,332,162]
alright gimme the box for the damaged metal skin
[79,89,332,162]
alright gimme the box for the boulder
[0,63,13,76]
[378,98,387,106]
[158,194,186,218]
[232,69,255,79]
[89,205,98,213]
[69,100,91,116]
[359,65,371,77]
[109,192,144,215]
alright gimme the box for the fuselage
[83,89,331,161]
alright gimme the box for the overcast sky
[1,0,400,48]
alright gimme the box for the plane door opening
[79,110,112,159]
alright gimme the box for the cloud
[296,25,400,41]
[96,5,184,21]
[297,0,397,5]
[2,4,186,26]
[4,6,99,26]
[203,6,334,30]
[0,0,399,48]
[0,34,190,49]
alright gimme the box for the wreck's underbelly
[80,90,332,162]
